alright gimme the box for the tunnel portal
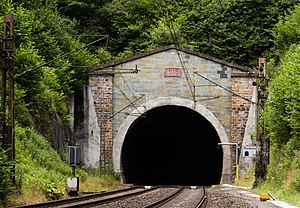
[121,105,223,186]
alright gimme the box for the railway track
[140,186,185,208]
[142,186,208,208]
[14,186,208,208]
[195,187,208,208]
[14,186,152,208]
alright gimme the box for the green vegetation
[59,0,299,68]
[8,126,124,206]
[251,4,300,206]
[0,149,13,207]
[0,0,119,206]
[253,148,300,207]
[15,126,75,201]
[0,0,300,206]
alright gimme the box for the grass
[234,160,300,207]
[6,126,125,207]
[78,166,127,193]
[80,173,128,193]
[251,184,300,207]
[8,187,47,206]
[234,173,255,188]
[254,147,300,207]
[9,173,126,206]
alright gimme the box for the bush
[13,126,90,202]
[0,149,13,207]
[15,126,70,197]
[43,182,63,201]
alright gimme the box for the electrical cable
[15,36,108,78]
[108,94,145,119]
[194,71,255,104]
[104,75,143,116]
[53,45,141,131]
[164,10,256,105]
[113,79,142,115]
[165,18,196,102]
[98,73,144,167]
[115,67,146,109]
[176,47,196,102]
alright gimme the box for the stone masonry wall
[112,49,233,142]
[231,72,256,178]
[89,74,113,167]
[86,47,256,178]
[231,73,256,143]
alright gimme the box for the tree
[271,4,300,65]
[267,44,300,149]
[88,0,298,67]
[266,5,300,149]
[4,0,101,141]
[182,0,300,67]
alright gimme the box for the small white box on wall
[242,146,257,157]
[67,176,79,192]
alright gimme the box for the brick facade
[231,73,256,144]
[89,75,113,166]
[230,71,257,178]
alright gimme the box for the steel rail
[141,186,185,208]
[14,186,146,208]
[195,186,208,208]
[62,186,161,208]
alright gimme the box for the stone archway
[113,97,231,184]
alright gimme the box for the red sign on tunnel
[164,68,182,78]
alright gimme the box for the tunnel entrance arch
[113,97,231,185]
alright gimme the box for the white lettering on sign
[164,68,182,77]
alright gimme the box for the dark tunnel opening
[121,105,223,186]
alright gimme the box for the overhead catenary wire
[194,71,256,104]
[101,74,143,117]
[15,36,108,78]
[19,32,142,117]
[165,18,196,103]
[175,44,196,101]
[108,94,145,119]
[113,78,142,115]
[25,33,108,38]
[57,47,140,115]
[115,67,146,110]
[164,10,256,105]
[15,31,144,127]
